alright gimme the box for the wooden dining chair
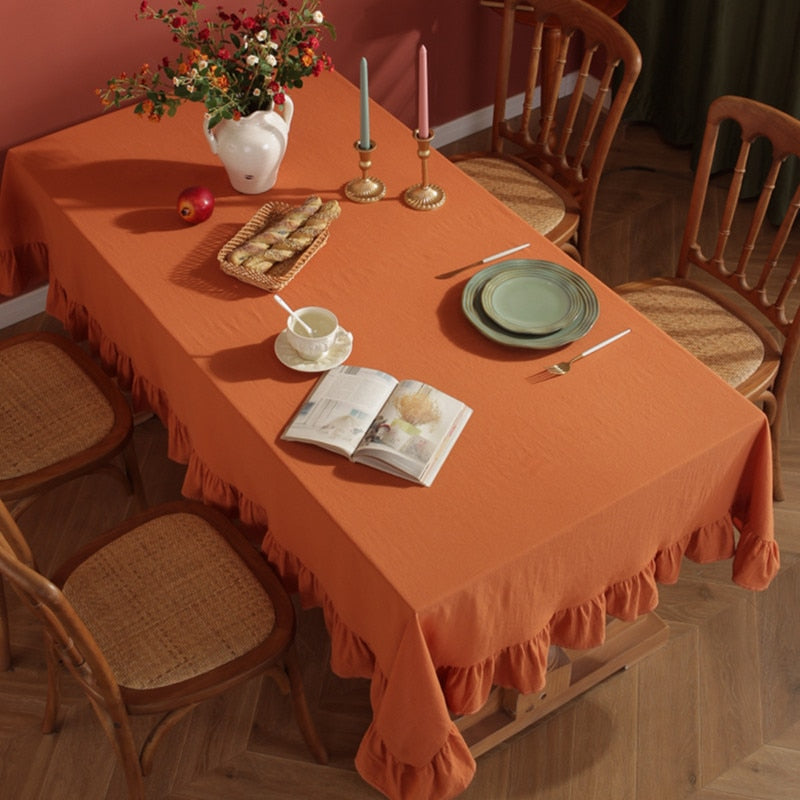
[615,95,800,501]
[452,0,641,270]
[0,499,327,800]
[0,330,148,669]
[0,330,147,518]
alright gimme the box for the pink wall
[1,0,502,158]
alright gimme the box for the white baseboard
[435,92,528,147]
[0,284,48,329]
[435,70,589,148]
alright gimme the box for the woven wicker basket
[217,201,328,292]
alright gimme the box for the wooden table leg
[455,612,669,757]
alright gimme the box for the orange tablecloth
[0,71,779,800]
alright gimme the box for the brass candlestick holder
[345,140,386,203]
[403,129,446,211]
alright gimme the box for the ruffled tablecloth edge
[0,242,49,297]
[47,278,782,800]
[261,505,779,800]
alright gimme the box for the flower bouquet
[98,0,335,128]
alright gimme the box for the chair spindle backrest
[491,0,641,203]
[678,95,800,345]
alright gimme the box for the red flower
[273,91,286,106]
[171,15,188,28]
[198,27,210,41]
[217,47,231,59]
[242,16,257,30]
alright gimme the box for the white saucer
[274,327,353,372]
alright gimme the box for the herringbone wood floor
[1,123,799,799]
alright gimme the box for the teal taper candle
[359,57,370,148]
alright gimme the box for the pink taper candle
[418,45,430,139]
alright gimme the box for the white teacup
[285,306,339,361]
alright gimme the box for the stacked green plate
[461,259,598,348]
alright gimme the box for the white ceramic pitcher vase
[203,96,293,194]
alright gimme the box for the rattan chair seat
[456,156,566,235]
[621,284,765,387]
[63,511,276,690]
[0,339,114,479]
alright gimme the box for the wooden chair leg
[760,391,784,502]
[283,643,329,764]
[140,706,197,776]
[112,719,147,800]
[771,428,785,502]
[87,693,146,800]
[0,576,10,671]
[122,440,148,511]
[42,636,61,733]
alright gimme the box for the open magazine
[282,365,472,486]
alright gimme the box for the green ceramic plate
[461,259,598,349]
[480,265,582,334]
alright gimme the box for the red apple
[177,186,215,224]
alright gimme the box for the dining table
[0,69,780,800]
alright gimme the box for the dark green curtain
[619,0,800,223]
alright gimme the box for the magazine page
[353,380,472,486]
[282,366,398,456]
